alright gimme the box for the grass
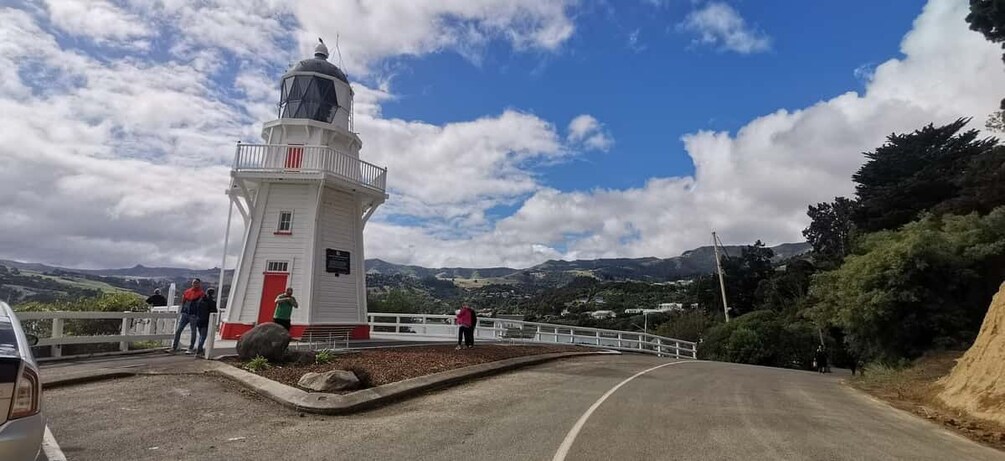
[850,351,1005,450]
[450,277,516,288]
[27,270,133,293]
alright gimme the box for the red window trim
[274,230,293,236]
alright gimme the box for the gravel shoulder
[850,351,1005,451]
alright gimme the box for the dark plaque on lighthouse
[325,249,351,275]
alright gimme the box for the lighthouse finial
[314,37,329,60]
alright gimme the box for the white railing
[234,143,387,193]
[366,313,698,359]
[14,310,218,361]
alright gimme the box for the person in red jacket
[455,304,477,350]
[172,278,204,354]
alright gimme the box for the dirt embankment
[938,281,1005,425]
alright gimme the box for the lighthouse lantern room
[220,39,387,340]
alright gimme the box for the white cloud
[0,1,586,269]
[358,109,566,223]
[291,0,576,74]
[627,28,645,53]
[853,63,876,83]
[681,2,770,54]
[1,0,1001,272]
[567,115,613,151]
[0,8,243,268]
[42,0,151,45]
[363,0,1005,268]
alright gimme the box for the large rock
[298,370,360,392]
[236,323,291,362]
[938,281,1005,425]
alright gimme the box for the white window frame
[266,261,290,273]
[277,210,294,233]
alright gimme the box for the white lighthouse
[220,40,387,340]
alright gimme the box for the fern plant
[315,349,336,365]
[244,355,270,372]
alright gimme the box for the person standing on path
[273,287,298,331]
[172,279,204,354]
[814,345,828,374]
[455,304,476,350]
[145,289,167,307]
[194,288,218,357]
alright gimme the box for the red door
[284,146,303,169]
[258,273,289,324]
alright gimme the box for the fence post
[535,325,541,342]
[51,318,63,358]
[204,313,218,359]
[119,314,130,352]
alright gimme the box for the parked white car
[0,302,44,461]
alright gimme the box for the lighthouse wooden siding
[310,188,364,324]
[232,183,317,326]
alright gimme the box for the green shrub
[244,355,270,373]
[698,310,818,369]
[314,349,336,365]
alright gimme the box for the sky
[0,0,1002,270]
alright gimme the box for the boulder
[298,370,360,392]
[236,323,291,362]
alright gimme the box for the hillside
[366,242,811,283]
[0,242,809,306]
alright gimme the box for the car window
[0,320,19,358]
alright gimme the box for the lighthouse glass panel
[279,75,339,123]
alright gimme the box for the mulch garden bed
[224,344,585,393]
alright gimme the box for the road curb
[212,350,610,415]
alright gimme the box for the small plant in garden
[315,349,336,365]
[244,355,270,372]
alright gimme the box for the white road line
[552,360,691,461]
[43,425,67,461]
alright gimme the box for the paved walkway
[42,355,1004,461]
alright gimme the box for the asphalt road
[44,355,1003,461]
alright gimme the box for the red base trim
[220,322,255,340]
[220,322,370,340]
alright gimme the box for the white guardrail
[367,313,698,359]
[12,309,697,361]
[15,309,195,361]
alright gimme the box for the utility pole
[712,231,730,322]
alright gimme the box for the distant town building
[589,310,616,319]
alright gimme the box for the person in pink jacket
[455,304,478,350]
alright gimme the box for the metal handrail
[234,143,387,193]
[366,313,698,359]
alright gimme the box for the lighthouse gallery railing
[233,143,387,193]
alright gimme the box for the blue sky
[379,1,923,193]
[0,0,1001,269]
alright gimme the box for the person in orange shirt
[172,278,205,354]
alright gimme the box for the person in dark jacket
[814,345,828,374]
[194,288,218,357]
[145,289,167,307]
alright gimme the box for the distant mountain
[365,242,812,283]
[1,241,811,291]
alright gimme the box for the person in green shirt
[273,287,298,331]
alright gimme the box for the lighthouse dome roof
[288,39,348,84]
